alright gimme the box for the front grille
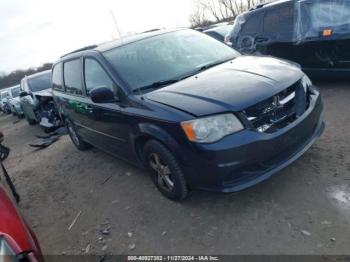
[244,80,310,133]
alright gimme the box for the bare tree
[190,0,267,28]
[189,6,211,28]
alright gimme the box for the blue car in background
[226,0,350,78]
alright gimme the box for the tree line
[190,0,267,28]
[0,63,52,90]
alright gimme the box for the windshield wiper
[134,57,235,93]
[197,57,235,72]
[177,57,236,81]
[135,79,180,92]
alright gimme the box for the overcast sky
[0,0,195,73]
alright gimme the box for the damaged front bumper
[182,88,324,192]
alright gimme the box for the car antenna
[110,10,124,44]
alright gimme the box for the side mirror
[19,91,29,97]
[90,86,116,104]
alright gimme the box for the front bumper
[182,90,324,192]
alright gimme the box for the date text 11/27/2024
[127,256,220,261]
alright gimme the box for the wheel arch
[132,123,184,166]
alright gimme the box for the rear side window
[64,59,83,95]
[84,59,115,95]
[28,72,51,92]
[52,63,63,91]
[241,12,264,34]
[264,4,294,33]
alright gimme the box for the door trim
[75,122,127,142]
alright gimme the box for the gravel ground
[0,80,349,255]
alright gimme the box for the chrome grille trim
[244,80,310,133]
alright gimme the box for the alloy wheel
[149,153,174,192]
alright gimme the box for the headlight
[181,113,244,143]
[0,236,16,259]
[301,74,312,92]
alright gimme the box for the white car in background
[7,85,24,117]
[0,88,11,114]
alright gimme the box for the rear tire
[66,120,91,151]
[143,140,188,201]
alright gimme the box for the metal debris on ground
[68,211,82,231]
[100,219,111,236]
[98,255,107,262]
[128,243,136,250]
[13,119,21,124]
[30,127,68,149]
[100,228,110,236]
[84,244,91,254]
[36,126,68,139]
[29,135,60,149]
[301,230,311,236]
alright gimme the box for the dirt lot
[1,80,349,255]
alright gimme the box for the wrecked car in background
[20,70,62,132]
[226,0,350,78]
[204,24,233,43]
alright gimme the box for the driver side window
[84,58,115,95]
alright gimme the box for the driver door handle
[85,105,94,113]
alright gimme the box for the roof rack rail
[140,29,160,34]
[61,45,98,58]
[249,1,273,11]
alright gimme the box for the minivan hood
[146,56,304,116]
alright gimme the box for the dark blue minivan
[52,29,324,200]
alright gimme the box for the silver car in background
[7,85,24,117]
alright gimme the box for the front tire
[66,120,91,151]
[143,140,188,201]
[23,111,37,125]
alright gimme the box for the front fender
[132,123,186,165]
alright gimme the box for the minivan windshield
[11,86,21,98]
[28,72,51,92]
[103,30,240,91]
